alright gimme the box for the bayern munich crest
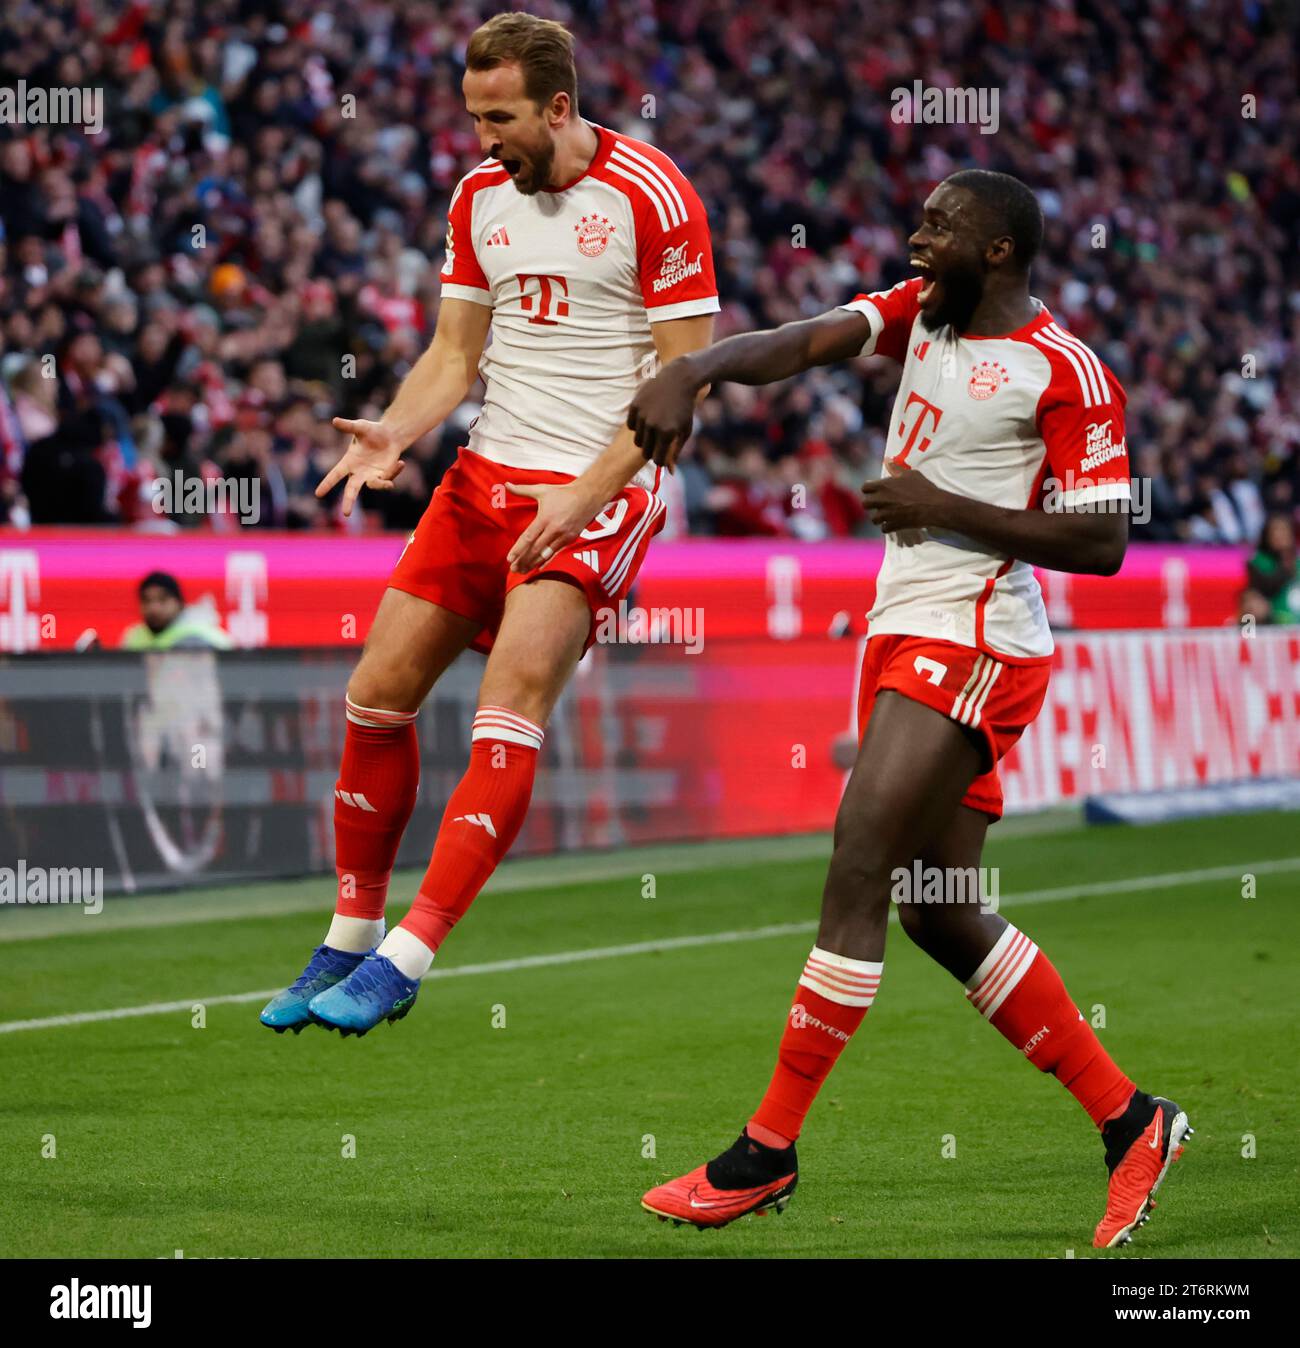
[574,214,615,257]
[968,359,1009,400]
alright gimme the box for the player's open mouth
[911,257,938,305]
[501,158,522,175]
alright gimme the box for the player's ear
[987,235,1014,269]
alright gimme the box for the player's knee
[346,662,419,716]
[824,838,894,910]
[477,667,554,727]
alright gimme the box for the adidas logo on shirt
[484,226,511,247]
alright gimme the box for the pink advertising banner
[0,530,1250,652]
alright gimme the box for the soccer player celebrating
[628,170,1190,1249]
[260,14,716,1035]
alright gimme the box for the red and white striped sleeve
[1030,322,1130,509]
[604,136,719,324]
[439,163,503,306]
[836,277,925,362]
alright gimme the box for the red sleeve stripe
[1044,322,1108,405]
[611,143,688,220]
[448,160,509,211]
[607,142,686,229]
[1031,323,1109,408]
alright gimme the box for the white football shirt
[440,123,720,491]
[841,277,1131,659]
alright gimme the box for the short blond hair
[466,12,579,114]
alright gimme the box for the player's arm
[627,309,872,468]
[317,297,492,516]
[862,470,1129,575]
[506,313,714,572]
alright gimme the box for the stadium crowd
[1,0,1298,558]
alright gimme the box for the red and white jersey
[440,123,719,489]
[842,277,1130,659]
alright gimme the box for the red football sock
[333,698,420,919]
[965,924,1136,1126]
[398,705,544,952]
[749,947,884,1145]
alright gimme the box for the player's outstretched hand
[505,482,605,573]
[318,417,408,517]
[627,357,700,470]
[860,458,951,539]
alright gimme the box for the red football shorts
[856,633,1051,820]
[389,447,666,654]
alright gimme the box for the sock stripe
[472,706,545,750]
[476,705,544,733]
[345,697,418,729]
[798,947,883,1008]
[966,926,1039,1019]
[805,955,881,989]
[964,923,1019,990]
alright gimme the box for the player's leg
[748,690,985,1143]
[897,804,1138,1117]
[897,809,1192,1248]
[308,577,590,1034]
[894,804,1000,973]
[358,474,663,993]
[378,576,587,977]
[326,588,481,950]
[895,804,1128,1100]
[309,466,665,1034]
[260,589,479,1033]
[643,688,985,1228]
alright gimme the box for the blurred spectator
[0,0,1296,540]
[1241,513,1300,624]
[118,570,233,649]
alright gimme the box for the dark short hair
[943,169,1044,271]
[139,571,183,602]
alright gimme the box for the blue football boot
[259,944,371,1034]
[306,952,420,1037]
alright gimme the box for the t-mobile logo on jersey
[516,273,569,325]
[894,391,944,464]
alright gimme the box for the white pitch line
[0,810,1086,945]
[983,855,1300,905]
[0,922,819,1035]
[2,855,1296,1036]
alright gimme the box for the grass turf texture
[0,812,1295,1259]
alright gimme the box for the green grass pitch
[1,811,1295,1259]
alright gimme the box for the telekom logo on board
[0,550,40,651]
[225,552,268,648]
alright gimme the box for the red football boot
[642,1131,798,1229]
[1093,1091,1193,1248]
